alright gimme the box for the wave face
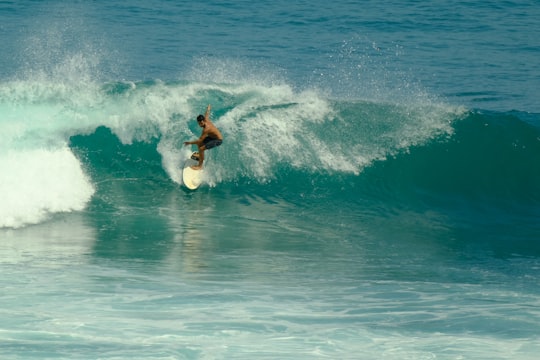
[1,76,539,233]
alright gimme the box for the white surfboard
[182,155,203,190]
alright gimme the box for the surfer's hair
[197,115,205,122]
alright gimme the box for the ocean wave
[2,77,538,228]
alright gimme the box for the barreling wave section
[228,109,540,211]
[2,75,538,228]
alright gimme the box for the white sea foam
[0,147,94,228]
[158,139,189,186]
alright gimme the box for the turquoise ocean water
[1,1,539,359]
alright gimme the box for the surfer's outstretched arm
[204,104,211,121]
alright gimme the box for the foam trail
[0,147,94,228]
[158,139,190,186]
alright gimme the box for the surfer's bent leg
[197,146,205,168]
[192,139,222,170]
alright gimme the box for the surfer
[184,104,223,170]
